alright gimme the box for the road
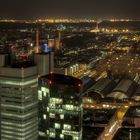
[83,101,140,140]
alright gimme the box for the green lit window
[64,105,74,111]
[63,124,71,130]
[49,132,55,138]
[47,107,49,112]
[49,103,55,108]
[38,90,42,100]
[60,114,64,119]
[50,98,63,104]
[55,123,61,129]
[49,113,55,118]
[43,114,46,120]
[60,134,64,139]
[73,136,79,140]
[46,130,49,135]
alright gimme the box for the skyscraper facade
[0,34,54,139]
[0,59,38,140]
[38,73,83,140]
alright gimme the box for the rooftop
[41,73,82,86]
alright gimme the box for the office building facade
[38,73,83,140]
[0,38,54,139]
[0,60,38,140]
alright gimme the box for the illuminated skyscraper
[0,59,38,140]
[38,73,83,140]
[0,43,54,140]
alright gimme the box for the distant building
[34,52,54,76]
[122,106,140,128]
[38,73,83,140]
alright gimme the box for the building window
[50,98,63,104]
[73,136,79,140]
[55,123,61,129]
[41,87,50,97]
[64,105,80,111]
[38,90,42,100]
[63,124,71,130]
[60,134,64,139]
[60,114,64,119]
[64,105,74,111]
[43,92,47,97]
[47,107,49,112]
[49,103,55,109]
[47,130,49,135]
[43,114,46,120]
[49,132,55,138]
[49,113,55,118]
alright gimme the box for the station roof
[113,79,134,93]
[108,79,136,100]
[87,78,116,97]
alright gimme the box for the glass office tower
[38,73,83,140]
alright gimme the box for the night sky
[0,0,140,19]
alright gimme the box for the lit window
[63,124,71,130]
[59,109,63,113]
[55,123,61,129]
[49,132,55,138]
[45,88,50,93]
[70,96,74,99]
[43,92,47,97]
[49,103,55,108]
[60,114,64,119]
[60,134,64,139]
[41,87,50,93]
[64,105,74,111]
[49,113,55,118]
[50,98,63,104]
[43,114,46,120]
[38,90,42,100]
[46,130,49,135]
[47,107,49,112]
[41,87,46,92]
[73,136,79,140]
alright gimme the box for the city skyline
[0,2,140,139]
[0,0,140,20]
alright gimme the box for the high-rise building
[0,60,38,140]
[0,41,54,140]
[34,52,54,76]
[48,39,55,49]
[38,73,83,140]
